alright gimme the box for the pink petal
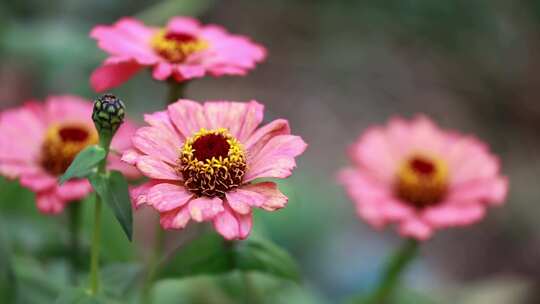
[166,17,201,35]
[174,65,206,80]
[132,126,180,165]
[19,173,57,192]
[203,100,264,142]
[147,183,193,212]
[91,18,159,64]
[398,218,433,241]
[55,180,93,201]
[136,156,181,180]
[338,168,413,228]
[121,149,142,165]
[422,203,486,228]
[448,176,508,206]
[213,206,253,240]
[0,103,46,161]
[90,60,142,92]
[167,99,208,137]
[152,62,173,80]
[36,191,65,214]
[234,182,288,211]
[244,119,290,151]
[244,135,307,182]
[160,207,191,230]
[130,181,160,209]
[44,95,93,124]
[188,196,224,222]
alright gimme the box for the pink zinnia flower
[123,99,307,240]
[90,16,266,92]
[0,95,139,214]
[338,116,508,240]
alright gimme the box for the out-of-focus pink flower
[338,116,508,240]
[90,17,266,92]
[0,95,140,214]
[123,99,307,240]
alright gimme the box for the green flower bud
[92,94,125,135]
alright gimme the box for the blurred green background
[1,0,540,303]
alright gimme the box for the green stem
[142,228,166,304]
[89,196,102,295]
[67,202,81,284]
[89,134,111,295]
[365,239,419,304]
[167,81,187,104]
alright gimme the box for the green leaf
[158,233,301,283]
[235,238,301,283]
[54,288,107,304]
[60,145,106,184]
[88,171,133,241]
[158,233,235,279]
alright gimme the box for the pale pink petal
[233,182,288,211]
[448,176,508,206]
[136,156,181,180]
[143,110,184,141]
[160,207,191,230]
[19,173,56,192]
[130,181,160,209]
[203,100,264,141]
[422,203,486,228]
[166,17,201,35]
[152,62,173,80]
[398,218,433,241]
[90,60,142,92]
[109,154,142,179]
[36,191,65,214]
[44,95,93,124]
[147,183,193,212]
[55,180,93,201]
[349,127,401,183]
[244,119,290,151]
[338,169,413,227]
[167,99,208,137]
[132,126,180,165]
[213,206,253,240]
[174,65,205,80]
[0,103,46,161]
[188,196,224,222]
[91,18,159,64]
[121,149,143,165]
[244,135,307,181]
[0,162,41,179]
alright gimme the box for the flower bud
[92,94,125,135]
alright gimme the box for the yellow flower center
[40,123,98,176]
[180,128,246,197]
[151,29,209,63]
[395,154,448,208]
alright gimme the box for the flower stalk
[167,80,187,104]
[67,202,81,284]
[365,239,419,304]
[89,94,126,295]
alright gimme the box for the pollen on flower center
[395,154,448,208]
[151,29,209,63]
[41,123,98,176]
[180,128,246,197]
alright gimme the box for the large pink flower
[0,95,139,214]
[123,99,307,240]
[90,16,267,92]
[338,116,508,240]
